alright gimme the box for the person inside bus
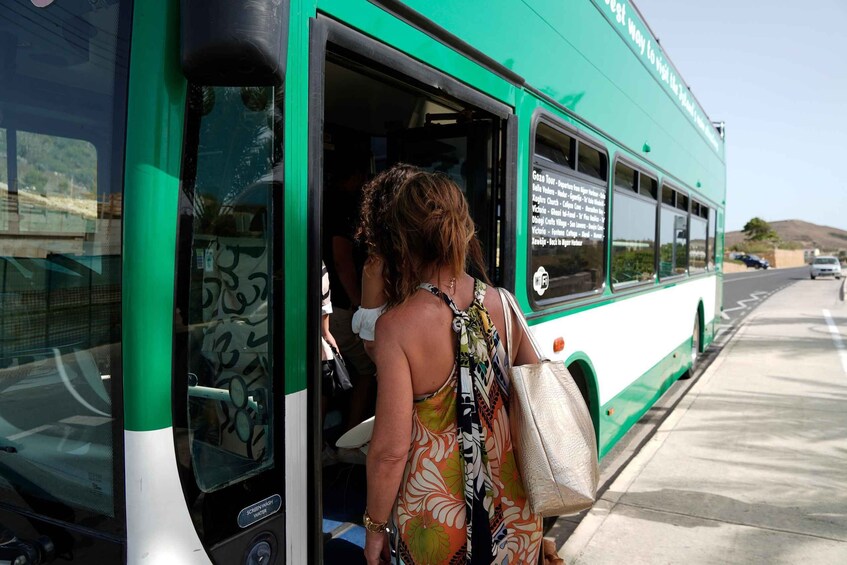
[319,260,341,465]
[351,253,386,355]
[356,164,544,565]
[323,147,377,439]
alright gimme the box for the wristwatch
[363,510,389,533]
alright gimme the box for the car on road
[739,254,770,269]
[810,256,842,279]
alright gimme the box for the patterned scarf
[420,279,510,564]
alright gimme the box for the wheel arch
[564,352,600,450]
[696,299,705,353]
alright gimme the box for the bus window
[611,163,657,288]
[529,120,607,304]
[708,208,716,269]
[614,161,636,193]
[535,123,574,169]
[689,200,708,274]
[176,85,281,494]
[0,0,129,549]
[577,142,607,182]
[659,187,688,278]
[0,129,6,231]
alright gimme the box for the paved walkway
[561,278,847,564]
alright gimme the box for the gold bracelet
[363,510,389,533]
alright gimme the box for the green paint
[586,0,721,155]
[394,0,725,203]
[597,338,691,457]
[282,0,311,394]
[317,0,517,108]
[122,0,186,431]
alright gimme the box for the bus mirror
[180,0,289,86]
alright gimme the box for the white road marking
[7,424,53,442]
[5,415,112,443]
[720,311,730,320]
[822,310,847,375]
[724,271,786,283]
[722,291,768,314]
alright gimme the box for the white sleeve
[351,305,386,341]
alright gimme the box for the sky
[635,0,847,232]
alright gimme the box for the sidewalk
[561,279,847,564]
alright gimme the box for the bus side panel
[529,276,717,455]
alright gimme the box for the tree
[743,217,778,242]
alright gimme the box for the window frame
[527,111,610,310]
[308,15,517,563]
[707,207,717,270]
[172,83,286,550]
[688,200,709,275]
[610,156,659,292]
[658,182,690,281]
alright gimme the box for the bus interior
[318,50,507,558]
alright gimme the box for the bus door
[168,2,291,564]
[310,16,513,564]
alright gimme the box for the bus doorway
[313,37,511,562]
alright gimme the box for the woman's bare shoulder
[482,284,505,315]
[376,293,444,334]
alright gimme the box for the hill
[725,220,847,252]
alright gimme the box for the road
[548,265,822,545]
[721,266,809,326]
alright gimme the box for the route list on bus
[531,166,606,249]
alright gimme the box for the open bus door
[312,17,514,563]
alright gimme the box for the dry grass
[726,219,847,253]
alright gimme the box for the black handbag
[322,346,353,396]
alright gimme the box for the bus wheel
[681,312,700,379]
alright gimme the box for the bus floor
[323,461,367,563]
[322,410,368,563]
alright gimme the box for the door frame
[307,14,517,563]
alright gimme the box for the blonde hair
[357,164,488,307]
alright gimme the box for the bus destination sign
[531,167,606,250]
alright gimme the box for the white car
[810,256,842,279]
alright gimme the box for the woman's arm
[511,303,540,366]
[321,313,338,353]
[360,256,386,358]
[361,255,386,309]
[364,314,413,564]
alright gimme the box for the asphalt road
[721,266,810,326]
[549,265,814,545]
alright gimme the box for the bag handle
[497,288,545,362]
[498,288,514,366]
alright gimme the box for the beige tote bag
[498,288,599,517]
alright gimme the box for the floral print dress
[391,280,542,564]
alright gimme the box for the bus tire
[681,312,700,379]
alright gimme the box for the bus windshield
[0,0,131,520]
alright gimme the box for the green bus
[0,0,725,562]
